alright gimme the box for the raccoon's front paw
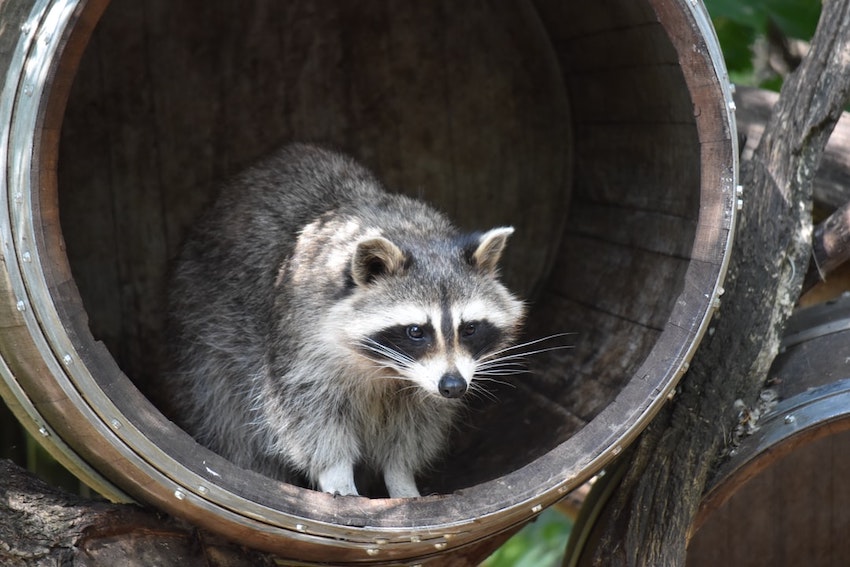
[384,465,420,498]
[317,462,358,496]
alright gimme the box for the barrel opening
[58,0,701,489]
[3,0,735,558]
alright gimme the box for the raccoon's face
[333,227,525,399]
[359,299,522,398]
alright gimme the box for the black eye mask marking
[367,322,435,362]
[362,318,504,365]
[458,319,502,358]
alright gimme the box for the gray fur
[164,143,524,497]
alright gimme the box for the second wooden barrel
[688,294,850,567]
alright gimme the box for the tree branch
[803,199,850,292]
[0,460,275,567]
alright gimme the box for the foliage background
[710,0,820,89]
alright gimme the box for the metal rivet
[295,524,307,532]
[16,300,26,312]
[531,504,543,513]
[737,198,744,211]
[22,251,31,262]
[784,414,796,424]
[38,426,49,437]
[174,490,186,500]
[612,445,623,456]
[558,486,568,494]
[365,548,380,556]
[22,84,34,97]
[728,100,737,111]
[110,419,122,429]
[410,535,421,543]
[20,23,31,34]
[62,354,73,365]
[197,485,208,495]
[433,542,447,550]
[373,538,388,545]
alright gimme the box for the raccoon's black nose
[438,373,467,398]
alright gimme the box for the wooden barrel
[0,0,737,563]
[688,294,850,566]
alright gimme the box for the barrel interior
[56,0,699,496]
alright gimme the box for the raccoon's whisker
[359,339,410,362]
[394,383,431,401]
[362,353,411,372]
[493,343,574,360]
[478,361,529,370]
[467,383,500,402]
[473,376,516,389]
[480,332,576,360]
[478,356,529,366]
[475,369,527,377]
[370,371,418,385]
[475,360,528,371]
[475,369,528,376]
[481,344,574,364]
[367,362,410,376]
[359,338,415,368]
[361,337,414,362]
[473,342,575,382]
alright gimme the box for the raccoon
[164,143,525,498]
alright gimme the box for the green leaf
[483,509,573,567]
[712,17,757,74]
[764,0,821,39]
[704,0,767,30]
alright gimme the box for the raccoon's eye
[406,325,425,340]
[462,322,477,337]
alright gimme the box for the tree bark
[0,460,276,567]
[584,0,850,565]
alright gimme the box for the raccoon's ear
[470,226,514,274]
[352,237,406,286]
